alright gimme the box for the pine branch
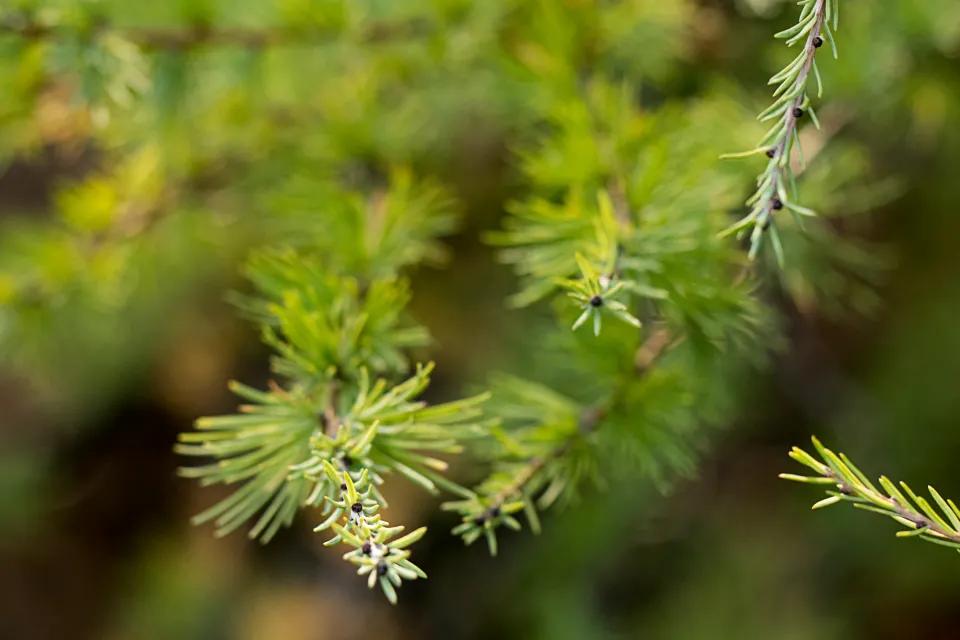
[444,328,677,554]
[317,464,428,604]
[722,0,840,264]
[175,167,483,602]
[0,12,429,50]
[3,0,881,606]
[476,79,776,557]
[783,437,960,551]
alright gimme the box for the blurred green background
[2,1,960,638]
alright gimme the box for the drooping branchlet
[722,0,837,262]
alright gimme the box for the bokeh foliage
[2,0,960,637]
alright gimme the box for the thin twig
[760,0,829,228]
[824,470,960,545]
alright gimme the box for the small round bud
[362,542,372,555]
[340,483,347,491]
[812,36,823,48]
[351,502,363,514]
[377,562,388,576]
[589,295,603,308]
[765,148,776,159]
[771,198,783,211]
[792,107,804,119]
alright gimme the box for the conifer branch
[0,12,427,50]
[477,78,775,558]
[444,327,677,554]
[722,0,840,264]
[317,464,428,604]
[783,437,960,551]
[176,174,487,602]
[3,0,885,607]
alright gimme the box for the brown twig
[823,469,960,546]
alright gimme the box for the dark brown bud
[362,542,372,555]
[351,502,363,514]
[792,107,804,119]
[813,36,823,48]
[589,295,603,308]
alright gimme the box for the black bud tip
[377,562,388,576]
[362,542,372,555]
[765,148,776,158]
[589,295,603,308]
[351,502,363,514]
[489,506,501,518]
[771,198,783,210]
[340,483,347,491]
[813,36,823,48]
[792,107,804,119]
[473,516,486,526]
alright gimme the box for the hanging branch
[783,437,960,551]
[722,0,840,264]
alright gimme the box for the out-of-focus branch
[0,14,430,50]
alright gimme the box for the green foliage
[320,467,428,604]
[439,70,782,554]
[241,250,429,380]
[178,268,490,594]
[784,438,960,552]
[3,0,933,610]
